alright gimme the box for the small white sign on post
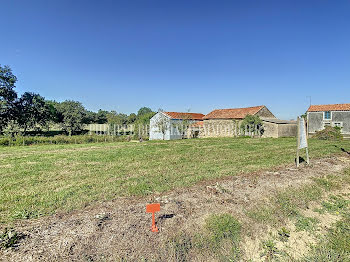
[296,117,310,167]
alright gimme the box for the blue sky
[1,0,350,120]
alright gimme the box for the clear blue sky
[1,0,350,120]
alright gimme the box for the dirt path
[1,156,350,261]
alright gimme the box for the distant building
[149,112,204,140]
[200,105,296,138]
[307,103,350,135]
[260,118,297,138]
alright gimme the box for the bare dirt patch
[1,156,349,261]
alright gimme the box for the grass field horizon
[1,137,350,226]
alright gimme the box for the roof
[163,112,205,120]
[203,106,265,120]
[261,118,296,124]
[307,104,350,112]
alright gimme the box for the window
[324,111,331,120]
[332,122,343,128]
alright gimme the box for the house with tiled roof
[200,105,297,138]
[149,111,204,140]
[307,103,350,135]
[201,105,274,137]
[203,105,275,120]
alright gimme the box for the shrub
[240,115,263,136]
[0,134,131,147]
[313,126,343,140]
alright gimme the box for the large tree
[17,92,52,133]
[134,111,155,138]
[128,113,137,124]
[96,109,108,124]
[0,65,18,132]
[56,100,86,136]
[137,107,153,117]
[107,111,128,125]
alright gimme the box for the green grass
[165,213,242,261]
[245,168,350,261]
[1,137,350,225]
[295,215,319,232]
[301,207,350,261]
[204,214,242,260]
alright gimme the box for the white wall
[149,112,171,140]
[149,113,191,140]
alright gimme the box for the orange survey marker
[146,203,160,232]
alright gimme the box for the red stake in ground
[146,203,160,232]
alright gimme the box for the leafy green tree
[96,109,108,124]
[107,111,128,125]
[240,115,262,128]
[0,65,18,132]
[56,100,86,136]
[134,111,156,138]
[137,107,153,117]
[240,114,263,135]
[44,100,60,127]
[17,92,52,133]
[84,110,97,124]
[128,113,137,124]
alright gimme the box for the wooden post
[305,119,310,164]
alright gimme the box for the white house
[149,111,204,140]
[307,103,350,135]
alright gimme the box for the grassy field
[1,137,350,225]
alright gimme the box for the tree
[107,111,128,125]
[134,111,155,138]
[128,113,137,124]
[96,109,108,124]
[44,100,60,126]
[137,107,153,117]
[17,92,52,134]
[84,110,97,124]
[56,100,86,136]
[0,65,18,132]
[240,114,263,135]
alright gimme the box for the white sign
[299,118,308,149]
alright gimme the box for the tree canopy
[0,65,18,131]
[17,92,52,133]
[0,65,156,136]
[137,107,153,116]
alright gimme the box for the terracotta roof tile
[307,104,350,112]
[203,106,265,119]
[163,112,205,120]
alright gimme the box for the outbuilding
[307,103,350,135]
[149,111,204,140]
[261,118,297,138]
